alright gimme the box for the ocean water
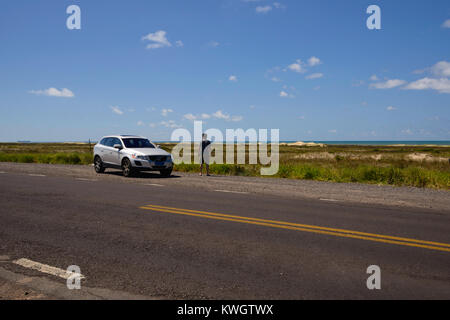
[280,141,450,146]
[11,140,450,146]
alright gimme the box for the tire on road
[160,168,172,177]
[94,156,105,173]
[122,158,135,178]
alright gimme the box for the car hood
[125,148,171,156]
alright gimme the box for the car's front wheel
[122,158,135,177]
[94,156,105,173]
[160,168,172,177]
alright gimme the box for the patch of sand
[283,141,326,147]
[406,153,449,162]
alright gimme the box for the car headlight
[136,155,148,160]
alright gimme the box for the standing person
[199,133,211,176]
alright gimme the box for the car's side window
[100,138,108,146]
[104,138,114,147]
[112,138,123,148]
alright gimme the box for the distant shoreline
[4,140,450,146]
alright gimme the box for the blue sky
[0,0,449,142]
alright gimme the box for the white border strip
[13,258,85,280]
[215,190,249,195]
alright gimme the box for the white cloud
[175,40,184,47]
[279,91,294,98]
[161,108,173,117]
[229,75,238,82]
[142,30,173,49]
[160,120,181,128]
[213,110,230,120]
[231,115,243,122]
[430,61,450,77]
[400,61,450,94]
[287,60,305,73]
[137,121,145,126]
[183,114,196,121]
[442,19,450,28]
[402,129,413,135]
[207,41,220,48]
[306,73,323,79]
[273,2,286,9]
[370,79,406,89]
[185,110,242,122]
[329,129,337,134]
[370,74,379,81]
[308,56,321,67]
[403,77,450,94]
[256,6,272,14]
[288,57,321,73]
[110,106,124,115]
[211,110,243,122]
[184,113,210,121]
[29,87,74,98]
[386,106,396,111]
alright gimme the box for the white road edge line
[145,183,165,187]
[0,171,6,174]
[215,190,249,195]
[28,174,46,177]
[12,258,85,280]
[320,198,342,202]
[75,178,98,182]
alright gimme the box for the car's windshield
[122,138,155,149]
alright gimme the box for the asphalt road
[0,166,449,299]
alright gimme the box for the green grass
[173,162,449,189]
[0,152,93,165]
[0,142,449,189]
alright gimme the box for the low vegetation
[0,142,449,189]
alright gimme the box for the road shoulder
[0,162,449,212]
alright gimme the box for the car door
[101,138,116,165]
[97,138,112,163]
[109,138,123,167]
[96,138,108,161]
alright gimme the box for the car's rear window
[122,138,154,149]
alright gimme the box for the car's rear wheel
[122,158,135,177]
[160,168,172,177]
[94,156,105,173]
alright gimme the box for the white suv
[94,135,173,177]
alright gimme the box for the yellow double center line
[140,204,450,253]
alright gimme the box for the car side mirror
[113,144,123,150]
